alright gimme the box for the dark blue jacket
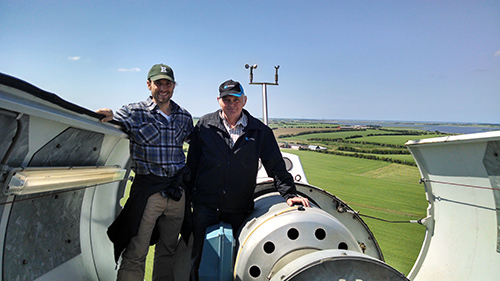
[187,109,297,213]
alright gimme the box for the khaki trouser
[117,191,185,281]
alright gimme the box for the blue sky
[1,0,499,124]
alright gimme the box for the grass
[283,149,427,275]
[278,129,444,143]
[278,128,448,167]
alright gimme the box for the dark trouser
[190,204,248,281]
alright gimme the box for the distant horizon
[192,115,500,126]
[263,118,500,135]
[274,118,500,126]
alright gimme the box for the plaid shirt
[220,112,248,148]
[114,97,193,177]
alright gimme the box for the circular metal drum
[270,250,409,281]
[234,193,365,281]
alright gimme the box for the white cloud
[495,50,500,56]
[118,67,141,72]
[68,56,81,61]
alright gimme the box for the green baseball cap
[148,64,175,82]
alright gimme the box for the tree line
[299,147,417,166]
[336,146,410,155]
[307,138,406,149]
[278,128,366,138]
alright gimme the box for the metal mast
[244,64,279,125]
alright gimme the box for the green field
[283,149,427,275]
[279,129,444,144]
[278,128,448,166]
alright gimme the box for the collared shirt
[220,112,248,148]
[114,97,193,177]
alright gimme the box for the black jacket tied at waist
[107,166,191,263]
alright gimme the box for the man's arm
[286,197,310,207]
[260,127,310,207]
[95,108,114,122]
[186,122,201,193]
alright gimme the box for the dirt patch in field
[360,164,421,182]
[273,127,339,139]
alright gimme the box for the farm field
[272,127,342,139]
[277,128,449,166]
[271,121,437,275]
[277,129,445,143]
[282,149,427,276]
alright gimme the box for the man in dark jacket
[186,79,309,280]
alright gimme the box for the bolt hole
[315,228,326,240]
[338,242,348,250]
[287,228,299,240]
[249,265,261,278]
[263,241,275,254]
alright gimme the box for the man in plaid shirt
[97,63,193,281]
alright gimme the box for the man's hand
[286,197,310,207]
[95,108,114,122]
